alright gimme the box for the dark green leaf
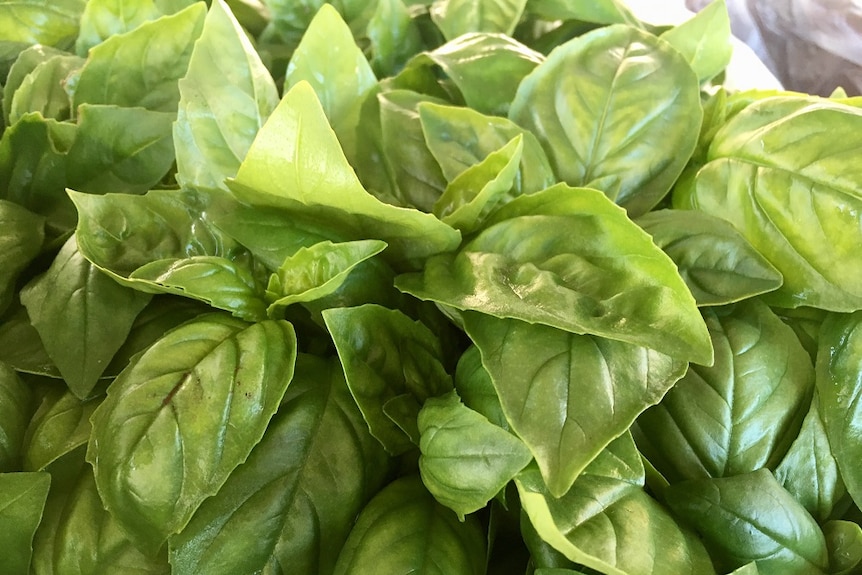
[323,304,453,455]
[418,390,532,518]
[636,209,783,306]
[332,475,487,575]
[0,471,51,575]
[169,354,390,575]
[453,345,507,430]
[816,311,862,509]
[419,101,555,194]
[509,25,702,216]
[228,81,461,268]
[517,434,716,575]
[87,314,297,553]
[0,304,59,378]
[659,0,732,83]
[67,104,175,194]
[367,0,423,77]
[634,300,814,483]
[823,520,862,575]
[683,97,862,311]
[466,313,686,496]
[0,200,45,314]
[0,362,31,471]
[665,469,828,575]
[20,235,151,398]
[72,3,206,111]
[397,184,713,365]
[22,387,99,472]
[174,0,279,191]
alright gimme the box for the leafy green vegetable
[0,471,51,574]
[0,362,31,472]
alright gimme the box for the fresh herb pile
[2,0,862,573]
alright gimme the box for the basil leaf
[517,434,716,575]
[509,25,701,216]
[453,345,508,430]
[686,97,862,311]
[816,311,862,509]
[823,520,862,575]
[0,304,60,378]
[129,255,267,321]
[67,104,175,194]
[72,3,206,111]
[7,53,81,124]
[3,45,68,124]
[774,393,846,523]
[169,354,390,575]
[418,390,532,519]
[266,239,387,315]
[665,469,829,575]
[466,313,686,497]
[332,475,487,575]
[524,0,639,25]
[0,200,45,314]
[419,101,555,194]
[634,300,814,483]
[0,0,85,49]
[367,0,423,77]
[0,471,52,575]
[323,304,453,455]
[397,184,713,365]
[31,448,170,575]
[433,135,522,233]
[0,362,32,471]
[75,0,166,55]
[0,114,78,235]
[22,387,99,472]
[429,0,526,40]
[87,314,297,553]
[174,0,278,191]
[658,0,732,83]
[229,81,461,268]
[636,209,783,306]
[20,235,152,399]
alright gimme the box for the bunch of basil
[3,0,862,574]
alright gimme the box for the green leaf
[419,101,555,194]
[659,0,732,83]
[0,362,31,471]
[430,0,527,41]
[22,387,99,472]
[285,4,377,133]
[397,184,713,365]
[72,3,206,111]
[378,89,449,212]
[634,300,814,483]
[323,304,453,455]
[685,97,862,311]
[636,209,783,306]
[332,475,487,575]
[228,81,461,268]
[418,390,532,519]
[75,0,179,55]
[509,25,702,217]
[87,314,297,554]
[664,469,829,575]
[0,0,85,48]
[168,354,390,575]
[129,256,267,321]
[266,239,387,315]
[20,235,152,399]
[7,53,82,124]
[410,33,544,116]
[453,345,508,431]
[67,104,176,194]
[70,188,238,279]
[517,434,716,575]
[174,0,279,191]
[0,200,44,314]
[774,393,846,523]
[367,0,423,77]
[525,0,639,25]
[433,134,523,233]
[0,304,59,378]
[31,449,170,575]
[0,471,51,575]
[0,113,77,235]
[823,520,862,575]
[816,311,862,509]
[2,44,67,124]
[466,313,686,497]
